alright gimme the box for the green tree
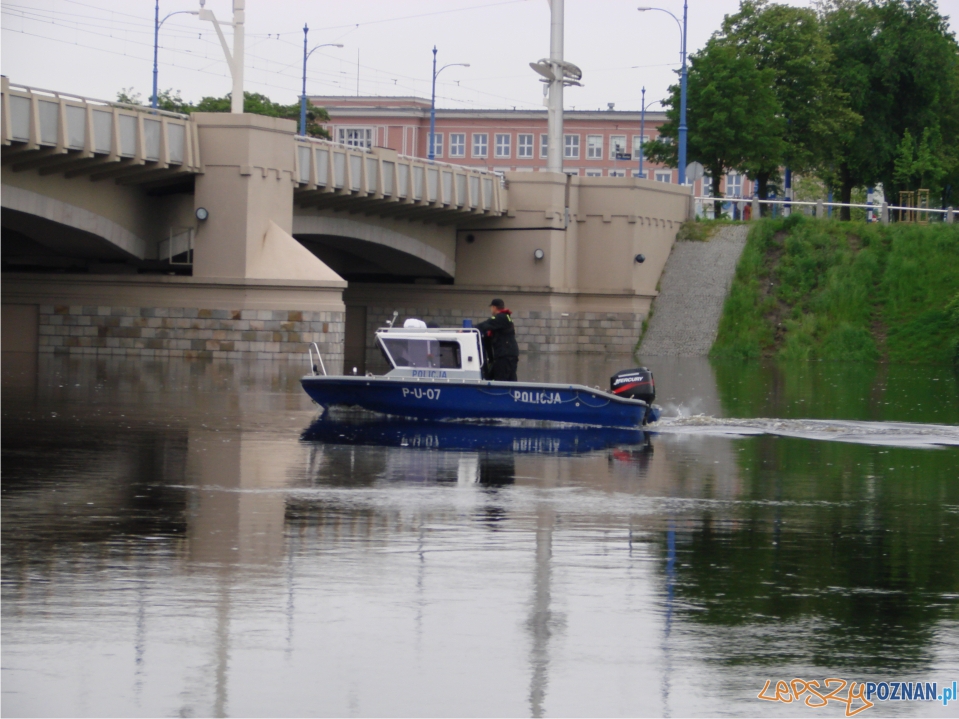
[914,125,948,197]
[893,128,917,189]
[822,0,959,218]
[895,125,950,200]
[645,37,785,217]
[115,89,330,138]
[720,0,860,214]
[117,88,195,114]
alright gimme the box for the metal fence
[693,195,956,224]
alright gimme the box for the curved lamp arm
[435,62,470,80]
[153,8,199,110]
[300,41,344,135]
[637,6,683,39]
[307,42,344,62]
[428,60,469,160]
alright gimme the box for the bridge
[2,78,692,369]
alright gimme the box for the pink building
[310,96,709,188]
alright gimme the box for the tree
[115,89,331,138]
[894,125,948,197]
[720,0,860,214]
[822,0,959,218]
[644,37,785,217]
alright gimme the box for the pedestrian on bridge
[477,299,519,382]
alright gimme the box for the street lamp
[638,2,688,185]
[638,89,664,179]
[429,46,469,161]
[300,25,343,136]
[152,1,198,110]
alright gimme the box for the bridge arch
[1,184,148,262]
[292,214,455,281]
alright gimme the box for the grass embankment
[711,216,959,364]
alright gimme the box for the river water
[2,353,958,717]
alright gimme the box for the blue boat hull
[300,376,649,428]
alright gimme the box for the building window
[495,133,511,158]
[540,134,549,158]
[726,172,742,197]
[517,134,533,158]
[655,170,672,183]
[586,135,603,159]
[632,170,647,178]
[449,133,465,158]
[610,135,628,160]
[609,169,627,177]
[585,169,603,177]
[564,134,580,159]
[430,132,443,158]
[337,127,373,149]
[472,133,488,158]
[702,176,712,195]
[632,135,650,159]
[565,169,580,176]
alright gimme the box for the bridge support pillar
[191,113,342,285]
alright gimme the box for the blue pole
[677,0,688,186]
[300,24,308,136]
[784,166,791,216]
[152,0,159,110]
[639,87,646,178]
[429,46,437,161]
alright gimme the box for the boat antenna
[387,310,399,328]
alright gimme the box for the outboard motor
[610,367,655,405]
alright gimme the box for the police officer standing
[477,298,519,381]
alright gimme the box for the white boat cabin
[375,327,485,380]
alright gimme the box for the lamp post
[639,93,662,177]
[429,46,469,161]
[640,87,646,178]
[638,1,688,185]
[638,92,664,179]
[152,1,198,110]
[300,25,343,136]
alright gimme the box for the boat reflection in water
[300,413,651,487]
[301,414,648,455]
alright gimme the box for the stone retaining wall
[38,304,344,367]
[638,224,749,357]
[361,306,642,373]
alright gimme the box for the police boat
[300,322,661,428]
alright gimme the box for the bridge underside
[296,234,452,284]
[2,207,139,272]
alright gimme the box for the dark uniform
[477,301,519,381]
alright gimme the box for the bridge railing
[1,79,202,181]
[293,135,506,217]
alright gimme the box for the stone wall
[361,305,642,374]
[37,304,344,367]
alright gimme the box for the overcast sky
[2,0,958,113]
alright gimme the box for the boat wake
[649,415,959,448]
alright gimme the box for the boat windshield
[380,338,461,369]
